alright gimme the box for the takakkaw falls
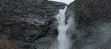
[0,0,111,49]
[55,6,72,49]
[49,0,74,49]
[54,1,73,49]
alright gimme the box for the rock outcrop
[0,0,66,49]
[66,0,111,49]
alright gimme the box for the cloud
[49,0,74,4]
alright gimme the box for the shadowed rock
[66,0,111,49]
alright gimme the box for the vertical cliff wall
[66,0,111,49]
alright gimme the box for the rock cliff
[0,0,66,49]
[66,0,111,49]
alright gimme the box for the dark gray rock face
[66,0,111,49]
[0,0,66,49]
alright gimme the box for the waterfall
[48,0,75,49]
[55,6,73,49]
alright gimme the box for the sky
[49,0,75,4]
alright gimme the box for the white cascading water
[49,0,75,49]
[55,6,73,49]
